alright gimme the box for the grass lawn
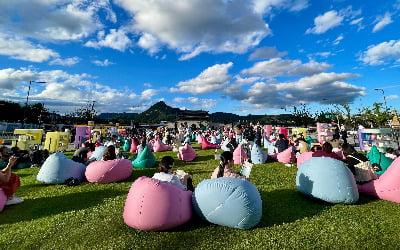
[1,143,400,249]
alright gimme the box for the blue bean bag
[192,177,262,229]
[37,152,86,184]
[251,144,267,164]
[89,146,107,161]
[220,138,230,151]
[296,157,359,204]
[132,145,156,169]
[263,137,275,153]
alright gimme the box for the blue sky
[0,0,399,116]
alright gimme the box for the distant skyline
[0,0,399,116]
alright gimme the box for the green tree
[354,102,393,128]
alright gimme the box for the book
[240,161,253,178]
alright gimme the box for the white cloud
[170,62,233,94]
[249,47,288,61]
[0,68,37,90]
[92,59,115,67]
[333,34,344,45]
[49,57,80,66]
[114,0,271,59]
[85,29,131,51]
[241,58,332,78]
[372,12,393,33]
[359,40,400,66]
[0,33,59,62]
[386,95,399,100]
[173,97,218,110]
[228,72,363,108]
[306,10,343,34]
[252,0,309,14]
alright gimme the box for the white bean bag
[85,159,132,183]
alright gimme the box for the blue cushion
[192,177,262,229]
[37,152,86,184]
[251,144,267,164]
[296,157,359,204]
[90,146,107,161]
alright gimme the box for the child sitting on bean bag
[0,156,23,206]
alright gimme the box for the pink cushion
[201,136,220,150]
[233,144,247,164]
[129,138,138,153]
[153,138,172,152]
[0,189,6,212]
[123,176,193,231]
[296,151,313,167]
[85,159,132,183]
[277,147,296,164]
[357,157,400,203]
[177,143,197,161]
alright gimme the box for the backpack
[347,155,378,183]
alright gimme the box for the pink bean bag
[197,134,203,144]
[277,147,296,164]
[153,137,172,152]
[123,176,193,231]
[233,144,247,165]
[296,151,313,167]
[201,136,220,150]
[0,188,6,212]
[85,159,132,183]
[357,157,400,203]
[129,138,138,153]
[177,143,197,161]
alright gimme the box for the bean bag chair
[85,159,132,183]
[263,138,275,153]
[250,144,267,164]
[89,146,107,161]
[123,176,193,231]
[357,157,400,203]
[296,157,359,204]
[197,134,203,144]
[177,143,197,162]
[211,134,222,145]
[201,136,220,150]
[233,144,247,164]
[366,145,392,175]
[278,127,288,138]
[122,139,131,152]
[220,138,230,152]
[153,137,172,152]
[296,151,313,167]
[129,138,139,153]
[0,188,6,212]
[37,152,86,184]
[132,145,156,169]
[192,177,262,229]
[277,147,296,164]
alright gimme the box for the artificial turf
[1,144,400,249]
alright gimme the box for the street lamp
[373,88,388,111]
[23,80,46,128]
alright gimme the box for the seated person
[136,137,148,156]
[330,134,341,150]
[274,133,289,153]
[72,146,90,165]
[226,136,238,153]
[152,156,193,191]
[0,146,11,162]
[342,143,371,175]
[312,142,342,161]
[211,151,248,180]
[102,145,117,161]
[0,156,24,205]
[385,147,398,160]
[296,137,310,154]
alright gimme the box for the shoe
[285,163,293,167]
[5,196,24,206]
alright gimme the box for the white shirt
[152,172,187,190]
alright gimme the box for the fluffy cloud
[173,97,218,110]
[306,10,343,34]
[114,0,271,59]
[0,34,59,62]
[0,68,37,90]
[170,62,233,94]
[372,12,393,32]
[359,40,400,66]
[85,29,132,51]
[228,72,363,108]
[252,0,309,14]
[241,58,332,78]
[49,57,80,66]
[92,59,115,67]
[249,47,288,61]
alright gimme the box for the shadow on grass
[0,189,126,225]
[258,189,332,227]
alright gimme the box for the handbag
[347,155,378,183]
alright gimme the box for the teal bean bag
[132,145,156,169]
[251,144,267,164]
[192,177,262,229]
[122,139,131,152]
[37,152,86,184]
[296,157,359,204]
[366,145,393,175]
